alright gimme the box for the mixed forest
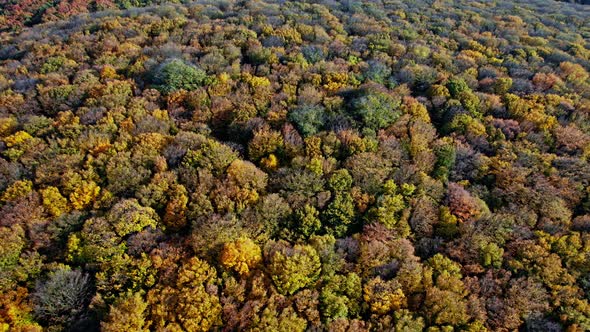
[1,0,590,331]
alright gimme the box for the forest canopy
[1,0,590,331]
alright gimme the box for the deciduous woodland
[1,0,590,331]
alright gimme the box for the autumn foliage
[0,0,590,330]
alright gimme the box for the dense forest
[1,0,590,331]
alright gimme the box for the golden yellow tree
[220,237,262,277]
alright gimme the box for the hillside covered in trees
[1,0,590,331]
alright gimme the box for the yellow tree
[101,292,150,332]
[220,237,262,277]
[147,257,221,332]
[40,186,69,217]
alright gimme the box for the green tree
[267,241,322,295]
[182,139,238,176]
[150,59,209,93]
[327,169,353,192]
[107,199,159,237]
[446,78,470,97]
[367,180,411,237]
[479,241,504,268]
[292,204,322,239]
[289,104,325,137]
[352,91,402,130]
[0,225,27,290]
[320,273,362,322]
[322,192,356,237]
[423,254,470,327]
[433,140,456,181]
